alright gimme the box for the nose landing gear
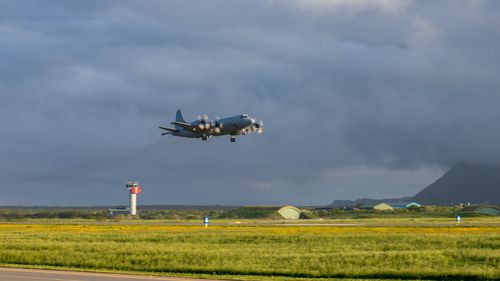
[230,137,236,143]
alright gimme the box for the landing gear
[230,137,236,143]
[201,135,208,141]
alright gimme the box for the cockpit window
[240,114,248,119]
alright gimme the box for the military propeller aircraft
[159,109,265,142]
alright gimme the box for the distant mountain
[328,161,500,207]
[412,161,500,205]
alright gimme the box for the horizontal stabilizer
[159,126,179,133]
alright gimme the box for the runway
[0,268,221,281]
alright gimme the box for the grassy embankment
[0,205,489,220]
[0,219,499,280]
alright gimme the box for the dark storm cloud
[1,0,500,205]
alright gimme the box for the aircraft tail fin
[176,109,187,123]
[175,109,187,130]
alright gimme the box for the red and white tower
[125,182,141,215]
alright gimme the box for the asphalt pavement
[0,268,221,281]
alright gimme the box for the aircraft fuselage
[159,110,263,142]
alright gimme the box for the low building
[459,206,500,216]
[406,202,422,208]
[373,203,394,211]
[392,202,422,209]
[471,207,500,216]
[360,203,394,211]
[108,208,130,216]
[277,206,301,219]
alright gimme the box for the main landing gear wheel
[230,137,236,143]
[202,135,208,141]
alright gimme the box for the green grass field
[0,218,499,280]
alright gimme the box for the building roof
[360,203,394,210]
[406,202,422,207]
[373,203,394,210]
[277,206,301,219]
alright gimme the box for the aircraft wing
[170,121,198,131]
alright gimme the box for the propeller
[211,116,223,133]
[254,120,265,134]
[197,114,208,120]
[205,116,223,135]
[256,120,264,135]
[197,114,210,130]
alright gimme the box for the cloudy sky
[2,0,500,206]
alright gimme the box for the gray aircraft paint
[160,110,263,141]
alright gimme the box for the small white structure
[278,206,301,219]
[125,182,141,215]
[406,202,422,208]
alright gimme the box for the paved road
[0,268,221,281]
